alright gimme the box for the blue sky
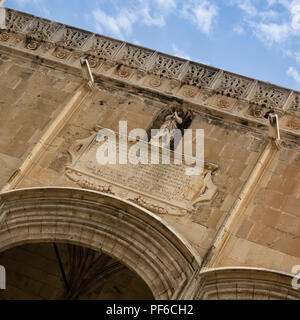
[3,0,300,91]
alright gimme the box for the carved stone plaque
[66,134,217,216]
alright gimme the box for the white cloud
[154,0,177,10]
[233,24,245,35]
[93,9,137,38]
[295,52,300,64]
[182,0,218,35]
[231,0,257,17]
[287,66,300,83]
[290,1,300,30]
[91,0,178,38]
[251,22,290,44]
[139,4,165,27]
[172,44,191,60]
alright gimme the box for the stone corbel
[192,171,217,206]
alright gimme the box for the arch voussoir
[0,187,201,300]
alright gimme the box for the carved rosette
[286,117,300,130]
[149,76,162,88]
[52,47,70,60]
[25,38,40,50]
[0,32,9,42]
[216,97,232,109]
[114,65,132,78]
[180,85,199,98]
[87,56,101,69]
[248,104,267,118]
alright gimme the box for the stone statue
[150,107,192,149]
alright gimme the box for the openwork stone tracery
[0,7,299,119]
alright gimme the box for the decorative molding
[149,53,186,79]
[116,44,154,70]
[25,17,60,41]
[1,7,300,133]
[5,9,31,33]
[182,62,218,88]
[288,93,300,114]
[58,26,92,49]
[286,116,300,130]
[0,30,8,41]
[88,34,123,60]
[215,72,252,99]
[64,133,218,217]
[0,187,201,300]
[250,82,290,109]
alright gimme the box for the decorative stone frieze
[1,7,300,129]
[289,93,300,114]
[26,18,60,41]
[59,27,91,49]
[5,9,31,33]
[116,44,154,69]
[182,62,218,88]
[251,83,290,109]
[88,35,122,59]
[150,53,186,79]
[215,72,252,99]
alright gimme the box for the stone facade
[0,7,299,300]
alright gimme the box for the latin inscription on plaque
[66,135,217,216]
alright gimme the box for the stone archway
[195,267,300,300]
[0,187,201,300]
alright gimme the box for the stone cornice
[1,7,300,141]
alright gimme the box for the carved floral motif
[0,32,9,42]
[52,47,70,60]
[129,196,169,215]
[216,97,232,109]
[25,39,40,50]
[248,104,268,118]
[114,65,131,78]
[149,76,162,88]
[87,56,101,68]
[286,117,300,130]
[181,86,198,98]
[65,169,114,195]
